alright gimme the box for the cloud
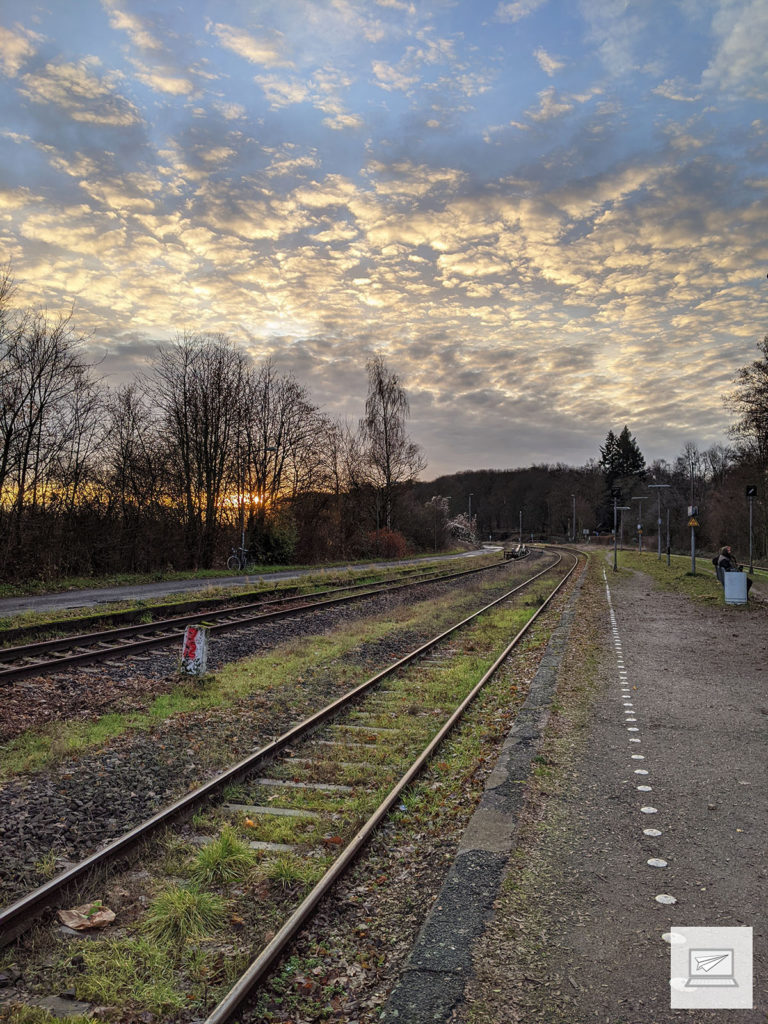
[653,78,701,102]
[372,29,465,96]
[580,0,646,76]
[0,25,37,76]
[255,74,310,106]
[702,0,768,97]
[528,85,575,121]
[208,21,290,68]
[19,60,142,126]
[371,58,420,92]
[495,0,547,23]
[100,0,164,52]
[323,111,365,130]
[133,63,194,95]
[534,47,564,76]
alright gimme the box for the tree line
[417,365,768,563]
[2,260,766,579]
[0,269,427,579]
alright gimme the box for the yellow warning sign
[688,517,699,527]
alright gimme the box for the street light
[631,496,648,553]
[613,499,631,572]
[648,484,670,562]
[746,485,757,573]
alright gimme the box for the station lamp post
[648,483,671,561]
[613,499,631,572]
[747,485,757,573]
[631,496,648,553]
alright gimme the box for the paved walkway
[0,547,495,618]
[384,558,767,1023]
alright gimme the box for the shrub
[366,528,407,559]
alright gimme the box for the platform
[383,556,767,1023]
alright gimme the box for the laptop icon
[685,948,738,987]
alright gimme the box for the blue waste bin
[723,571,748,605]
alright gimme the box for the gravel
[0,556,550,907]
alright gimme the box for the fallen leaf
[58,902,116,930]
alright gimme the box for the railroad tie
[222,802,319,818]
[254,778,354,792]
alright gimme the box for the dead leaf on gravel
[58,901,115,930]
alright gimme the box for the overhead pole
[648,484,670,561]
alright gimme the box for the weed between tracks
[2,564,568,1023]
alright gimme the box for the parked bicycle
[227,546,257,571]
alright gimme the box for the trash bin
[723,571,748,605]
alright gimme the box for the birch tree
[361,354,425,530]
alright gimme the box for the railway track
[0,548,581,1022]
[0,554,517,685]
[0,562,459,647]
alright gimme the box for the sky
[1,0,767,477]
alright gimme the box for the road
[0,547,499,618]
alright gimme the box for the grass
[610,548,761,607]
[245,591,563,1022]
[142,884,227,945]
[32,849,58,880]
[2,1011,99,1024]
[262,852,328,892]
[189,826,257,886]
[9,562,568,1023]
[0,548,486,603]
[65,936,188,1014]
[0,556,521,781]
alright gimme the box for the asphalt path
[0,546,500,618]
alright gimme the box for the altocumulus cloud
[0,0,766,474]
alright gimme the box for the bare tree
[360,354,426,530]
[103,383,164,517]
[235,360,332,560]
[52,365,104,514]
[725,335,768,468]
[3,310,93,538]
[152,332,247,568]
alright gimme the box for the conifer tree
[600,425,646,484]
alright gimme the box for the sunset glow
[2,1,766,474]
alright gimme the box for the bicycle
[227,546,257,571]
